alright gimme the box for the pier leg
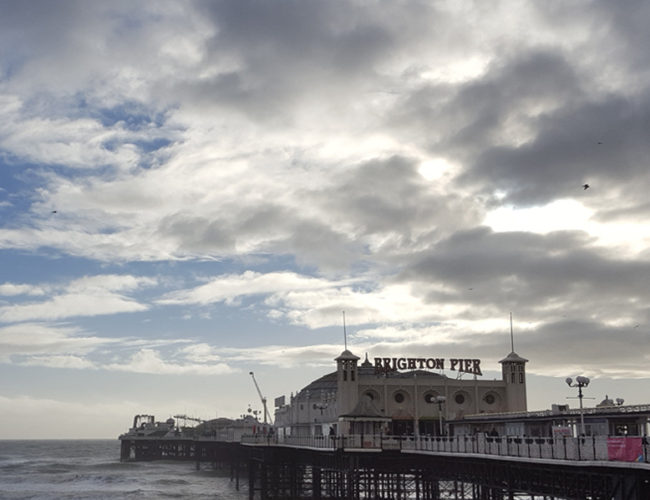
[249,461,256,500]
[312,465,321,499]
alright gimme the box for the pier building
[273,347,528,438]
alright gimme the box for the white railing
[239,433,649,464]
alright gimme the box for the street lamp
[566,376,590,436]
[433,396,447,436]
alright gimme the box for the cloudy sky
[2,0,650,438]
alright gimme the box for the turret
[499,351,528,412]
[335,349,360,415]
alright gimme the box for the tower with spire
[335,311,361,415]
[499,313,528,412]
[335,349,360,415]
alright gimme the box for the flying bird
[582,184,590,190]
[51,210,57,213]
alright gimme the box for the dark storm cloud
[311,156,482,251]
[400,226,650,318]
[174,0,437,121]
[155,202,363,269]
[516,320,650,375]
[388,318,650,377]
[385,45,581,144]
[149,154,481,269]
[201,0,393,71]
[156,213,237,254]
[574,0,650,71]
[464,95,650,205]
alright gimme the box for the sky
[2,1,650,439]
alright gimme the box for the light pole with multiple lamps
[566,376,590,436]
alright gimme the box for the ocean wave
[153,478,191,486]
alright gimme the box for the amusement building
[273,346,528,438]
[274,347,650,439]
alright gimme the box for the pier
[119,432,650,499]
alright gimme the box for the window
[454,393,465,405]
[394,392,405,404]
[519,373,524,383]
[484,394,495,405]
[364,391,375,401]
[424,392,437,403]
[343,370,347,381]
[511,373,515,383]
[351,370,355,381]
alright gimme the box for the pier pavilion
[273,347,528,438]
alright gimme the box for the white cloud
[158,271,356,306]
[0,283,45,296]
[0,322,116,359]
[0,274,155,323]
[104,348,235,375]
[19,354,96,370]
[179,343,223,363]
[219,344,343,369]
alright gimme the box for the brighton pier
[119,348,650,499]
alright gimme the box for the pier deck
[119,433,650,499]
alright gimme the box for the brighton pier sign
[374,357,482,376]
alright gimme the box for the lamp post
[566,376,590,436]
[433,396,447,436]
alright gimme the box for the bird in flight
[51,210,57,213]
[582,184,590,190]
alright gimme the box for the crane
[249,371,273,425]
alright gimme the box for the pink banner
[607,437,643,462]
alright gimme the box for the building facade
[274,348,528,437]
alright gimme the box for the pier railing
[238,433,649,463]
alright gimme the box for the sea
[0,440,248,499]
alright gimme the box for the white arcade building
[273,348,528,437]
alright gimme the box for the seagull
[582,184,590,190]
[51,210,57,213]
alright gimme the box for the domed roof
[295,371,337,400]
[597,395,614,407]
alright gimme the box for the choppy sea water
[0,440,247,499]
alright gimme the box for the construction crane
[249,371,273,425]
